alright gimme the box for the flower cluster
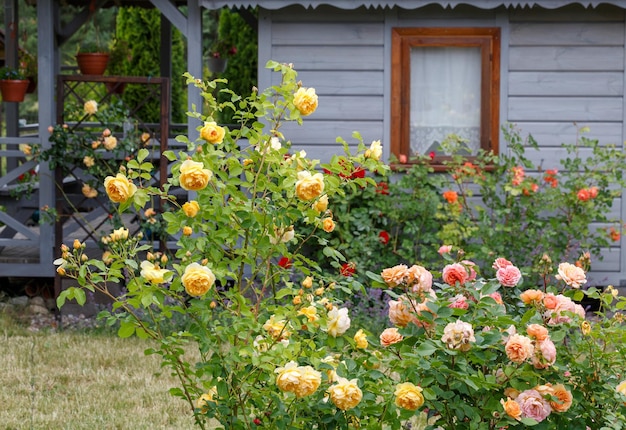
[53,62,625,429]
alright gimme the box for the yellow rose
[140,261,172,284]
[294,365,322,398]
[322,217,335,233]
[301,276,313,289]
[104,173,137,203]
[616,380,626,396]
[103,136,118,150]
[179,159,213,191]
[83,156,95,168]
[195,387,218,413]
[84,99,98,115]
[326,307,350,337]
[141,132,151,146]
[182,226,193,236]
[263,315,291,340]
[313,195,329,213]
[81,183,98,198]
[328,377,362,410]
[354,329,368,349]
[293,87,318,116]
[275,361,301,393]
[295,170,325,201]
[21,144,32,156]
[109,227,129,242]
[181,262,216,297]
[365,140,383,161]
[182,200,200,217]
[200,121,226,144]
[394,382,424,411]
[298,306,319,323]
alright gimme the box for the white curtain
[410,46,482,156]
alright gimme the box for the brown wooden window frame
[391,27,500,170]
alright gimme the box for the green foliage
[0,66,26,80]
[116,7,186,123]
[55,62,626,430]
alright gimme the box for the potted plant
[76,42,110,75]
[0,66,30,102]
[19,50,37,93]
[206,39,237,74]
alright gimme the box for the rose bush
[54,62,626,429]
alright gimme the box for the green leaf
[416,340,437,356]
[137,148,149,163]
[74,288,86,306]
[118,321,136,338]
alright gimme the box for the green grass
[0,311,198,430]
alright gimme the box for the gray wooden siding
[260,6,386,159]
[256,3,626,282]
[506,6,625,278]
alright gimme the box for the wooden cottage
[203,0,626,287]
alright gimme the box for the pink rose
[516,389,552,422]
[442,263,469,286]
[462,260,478,281]
[438,245,452,255]
[496,265,522,287]
[543,293,558,310]
[532,338,556,369]
[492,257,513,270]
[449,295,469,310]
[488,292,503,305]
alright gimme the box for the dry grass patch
[0,313,198,430]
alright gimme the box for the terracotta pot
[76,52,110,75]
[207,57,228,74]
[0,79,30,102]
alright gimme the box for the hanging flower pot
[26,76,37,94]
[76,52,110,76]
[207,57,228,74]
[0,79,30,102]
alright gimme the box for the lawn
[0,312,198,430]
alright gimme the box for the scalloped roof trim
[201,0,625,9]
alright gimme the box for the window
[391,27,500,167]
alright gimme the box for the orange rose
[443,190,458,203]
[505,333,534,363]
[379,327,403,347]
[501,397,522,421]
[381,264,408,287]
[543,293,558,310]
[322,217,336,233]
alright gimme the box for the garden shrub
[55,62,626,429]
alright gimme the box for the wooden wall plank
[509,5,624,22]
[272,46,384,70]
[272,22,384,46]
[508,97,623,122]
[510,22,624,46]
[279,120,384,145]
[271,71,385,96]
[512,122,623,147]
[509,72,623,96]
[509,47,624,71]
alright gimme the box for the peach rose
[295,170,325,201]
[406,265,433,293]
[381,264,408,287]
[549,384,572,412]
[543,293,559,310]
[182,200,200,217]
[520,289,545,305]
[104,173,137,203]
[492,257,513,270]
[438,245,452,255]
[442,263,469,286]
[200,121,226,144]
[380,327,403,347]
[328,377,362,410]
[505,333,534,363]
[388,296,418,327]
[501,397,522,421]
[555,262,587,288]
[181,262,216,297]
[616,380,626,396]
[103,136,118,150]
[179,159,213,191]
[394,382,424,411]
[496,265,522,287]
[532,338,556,369]
[83,156,95,168]
[293,87,318,116]
[81,183,98,198]
[526,324,549,341]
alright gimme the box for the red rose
[340,262,356,277]
[278,257,292,269]
[350,167,365,179]
[379,231,390,245]
[375,182,389,195]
